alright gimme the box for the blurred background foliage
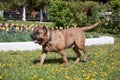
[0,0,120,34]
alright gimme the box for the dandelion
[91,79,96,80]
[95,53,98,56]
[85,76,90,80]
[102,62,106,65]
[73,77,80,80]
[0,76,2,79]
[47,76,51,79]
[104,72,108,76]
[33,75,37,78]
[0,63,5,68]
[81,70,85,73]
[92,72,97,77]
[100,68,103,71]
[39,78,44,80]
[65,75,70,80]
[82,74,86,78]
[92,60,96,64]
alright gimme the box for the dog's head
[31,26,52,45]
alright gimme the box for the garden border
[0,36,114,51]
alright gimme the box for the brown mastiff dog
[31,22,99,66]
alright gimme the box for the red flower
[19,32,22,35]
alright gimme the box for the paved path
[0,36,114,51]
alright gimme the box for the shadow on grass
[32,57,76,64]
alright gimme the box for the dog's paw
[37,63,43,66]
[81,60,86,63]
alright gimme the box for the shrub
[109,0,120,34]
[0,16,6,21]
[47,1,103,28]
[95,0,120,34]
[47,0,73,28]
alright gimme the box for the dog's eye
[35,31,41,35]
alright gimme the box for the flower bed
[0,22,33,42]
[0,22,100,42]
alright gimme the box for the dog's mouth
[34,38,43,44]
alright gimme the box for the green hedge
[47,1,103,28]
[47,0,119,34]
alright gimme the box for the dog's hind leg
[73,46,81,63]
[78,45,87,62]
[75,41,87,62]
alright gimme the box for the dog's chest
[43,42,59,52]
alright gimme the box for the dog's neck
[49,29,52,41]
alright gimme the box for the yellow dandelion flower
[92,60,96,64]
[51,68,55,72]
[104,72,108,76]
[0,76,2,79]
[39,78,44,80]
[82,74,86,78]
[1,63,5,68]
[100,68,103,71]
[91,79,96,80]
[111,62,115,65]
[85,76,90,80]
[95,53,98,56]
[92,72,97,77]
[111,66,114,69]
[65,75,70,80]
[73,77,80,80]
[31,77,34,80]
[60,64,64,67]
[81,70,85,73]
[33,75,37,78]
[94,72,97,75]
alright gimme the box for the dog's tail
[80,22,100,31]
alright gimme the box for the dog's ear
[33,27,39,32]
[42,26,47,34]
[48,27,52,31]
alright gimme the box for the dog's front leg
[39,52,47,66]
[59,50,69,66]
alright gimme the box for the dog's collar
[43,28,52,46]
[49,28,52,41]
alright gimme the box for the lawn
[0,33,120,80]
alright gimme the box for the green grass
[0,34,120,80]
